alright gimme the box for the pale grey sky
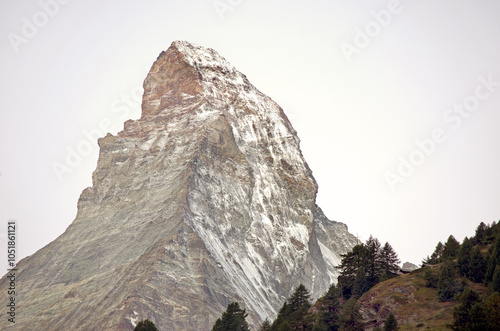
[1,0,500,273]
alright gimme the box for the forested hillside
[211,221,500,330]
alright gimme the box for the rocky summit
[0,41,358,330]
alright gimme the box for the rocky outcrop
[401,262,418,272]
[0,41,358,330]
[358,267,455,330]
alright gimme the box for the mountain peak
[169,40,236,72]
[0,41,358,330]
[141,40,244,118]
[141,41,206,117]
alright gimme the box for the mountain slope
[0,41,357,330]
[357,266,455,330]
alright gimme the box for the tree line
[211,235,401,331]
[421,221,500,330]
[212,283,399,331]
[336,236,400,300]
[134,220,500,330]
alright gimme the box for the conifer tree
[428,242,444,265]
[468,303,488,330]
[452,288,480,330]
[353,266,369,298]
[492,265,500,293]
[380,242,400,278]
[491,221,500,241]
[270,284,312,331]
[438,261,460,302]
[451,288,488,330]
[484,222,495,244]
[485,237,500,283]
[452,289,500,330]
[338,297,363,331]
[468,246,486,283]
[424,268,438,288]
[473,222,487,245]
[457,237,472,277]
[338,237,401,299]
[270,312,287,331]
[337,244,367,299]
[260,319,272,331]
[134,319,159,331]
[383,312,398,331]
[288,284,311,312]
[288,284,312,330]
[485,292,500,329]
[212,302,250,331]
[313,284,340,331]
[365,236,382,287]
[441,235,460,262]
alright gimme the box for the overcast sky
[1,0,500,273]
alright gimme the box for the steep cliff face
[0,41,358,330]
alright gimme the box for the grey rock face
[0,41,358,330]
[401,262,419,272]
